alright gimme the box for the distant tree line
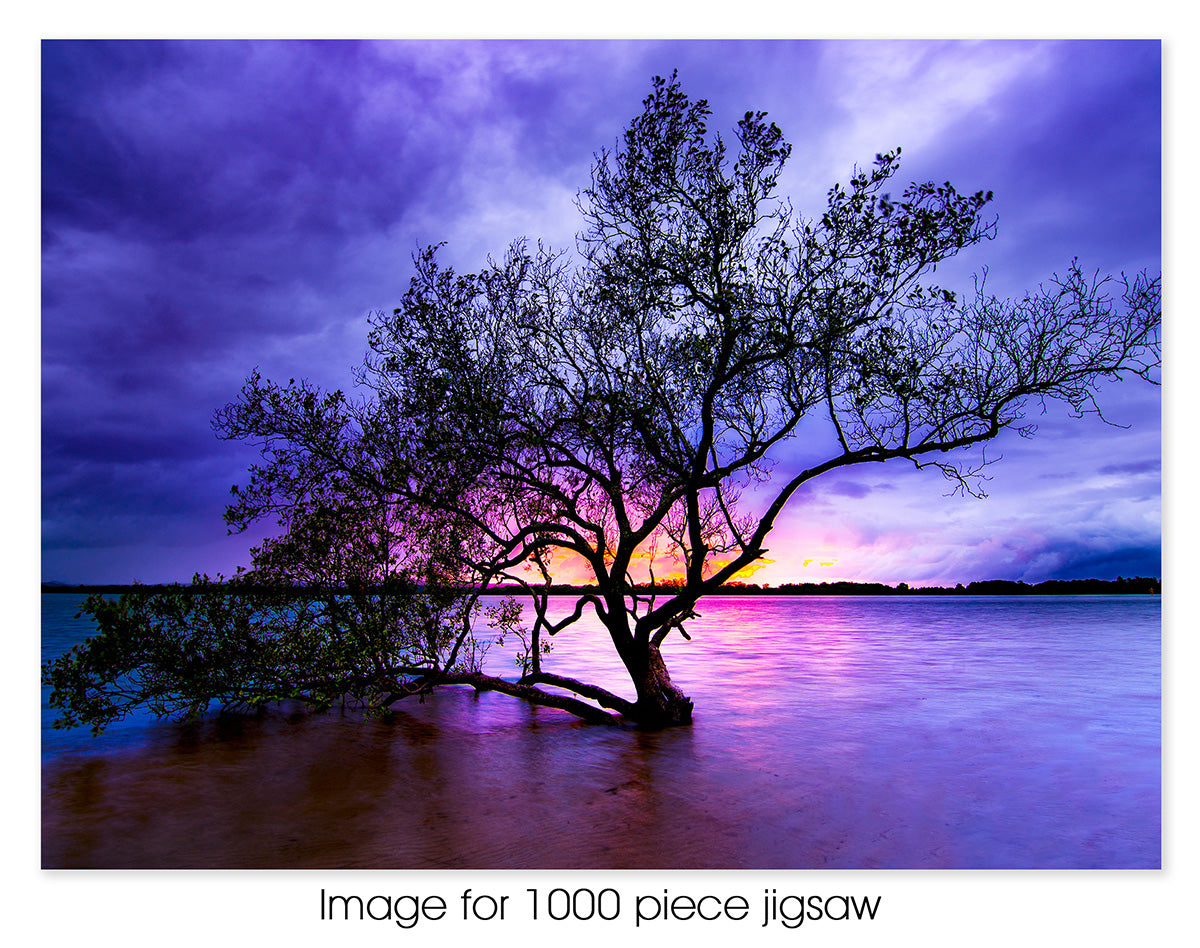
[42,576,1160,596]
[737,576,1160,595]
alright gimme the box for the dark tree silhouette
[46,74,1160,731]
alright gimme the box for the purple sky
[40,39,1161,586]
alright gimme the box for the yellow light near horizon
[730,558,774,581]
[504,540,845,588]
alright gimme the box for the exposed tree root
[441,671,623,726]
[516,671,639,717]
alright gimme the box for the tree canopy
[45,73,1160,731]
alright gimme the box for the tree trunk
[626,644,693,727]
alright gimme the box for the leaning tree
[46,73,1160,731]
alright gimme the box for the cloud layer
[41,39,1160,585]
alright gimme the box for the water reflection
[42,594,1160,868]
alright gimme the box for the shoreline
[41,578,1162,597]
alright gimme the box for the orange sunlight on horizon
[511,536,847,588]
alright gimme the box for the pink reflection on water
[42,595,1160,868]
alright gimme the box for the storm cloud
[41,39,1161,585]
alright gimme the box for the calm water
[41,593,1160,868]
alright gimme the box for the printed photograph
[41,39,1161,869]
